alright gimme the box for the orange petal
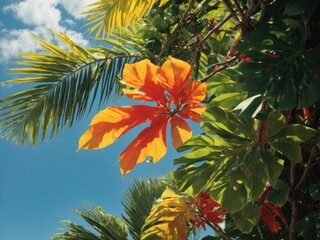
[123,59,165,103]
[78,105,157,150]
[119,118,168,175]
[170,115,192,149]
[178,104,206,122]
[260,203,282,233]
[122,89,153,101]
[157,56,192,103]
[181,80,206,104]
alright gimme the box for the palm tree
[52,177,167,240]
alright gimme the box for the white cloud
[4,0,62,29]
[59,0,96,19]
[0,0,95,63]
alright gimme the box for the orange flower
[78,57,206,175]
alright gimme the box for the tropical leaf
[121,178,168,240]
[83,0,169,37]
[51,206,128,240]
[141,189,194,240]
[0,32,138,144]
[233,19,320,111]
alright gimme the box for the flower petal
[119,118,168,175]
[78,105,157,150]
[157,56,192,103]
[170,115,192,149]
[178,104,206,122]
[260,202,287,233]
[122,89,153,101]
[123,59,165,103]
[181,80,206,104]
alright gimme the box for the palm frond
[121,178,168,240]
[52,206,128,240]
[83,0,169,37]
[0,32,138,144]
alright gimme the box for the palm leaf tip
[83,0,169,37]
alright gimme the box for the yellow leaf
[142,189,194,240]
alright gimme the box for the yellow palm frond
[83,0,169,37]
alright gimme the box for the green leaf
[272,124,316,144]
[267,180,289,207]
[232,203,260,234]
[261,151,284,187]
[296,212,320,239]
[121,178,167,240]
[233,20,320,110]
[233,94,263,118]
[52,206,128,240]
[309,183,320,201]
[270,140,302,162]
[211,178,248,213]
[265,110,286,140]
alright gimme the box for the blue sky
[0,1,188,239]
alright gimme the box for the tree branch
[188,13,233,64]
[200,55,238,82]
[293,146,317,191]
[157,0,197,60]
[232,0,251,31]
[289,161,297,240]
[207,221,231,240]
[223,0,241,22]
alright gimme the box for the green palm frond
[121,178,168,240]
[52,206,128,240]
[0,32,138,144]
[83,0,169,37]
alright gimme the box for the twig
[188,13,233,64]
[293,146,317,191]
[223,0,241,22]
[207,221,231,240]
[232,0,251,31]
[245,0,261,19]
[200,55,238,82]
[157,0,197,60]
[289,161,297,240]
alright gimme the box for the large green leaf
[173,107,285,213]
[0,32,138,144]
[234,20,320,110]
[267,180,289,207]
[231,203,260,234]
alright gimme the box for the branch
[188,13,233,64]
[200,55,238,82]
[289,161,297,240]
[245,0,261,20]
[293,146,317,191]
[223,0,241,22]
[157,0,197,60]
[232,0,252,31]
[207,221,231,240]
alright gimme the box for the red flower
[191,191,225,230]
[259,187,288,233]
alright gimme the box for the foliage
[1,0,320,239]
